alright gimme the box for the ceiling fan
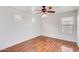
[41,6,55,14]
[36,6,55,18]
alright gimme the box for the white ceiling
[53,6,79,13]
[11,6,32,12]
[11,6,79,14]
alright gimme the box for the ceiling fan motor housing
[42,8,46,13]
[42,6,47,13]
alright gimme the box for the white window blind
[61,16,74,34]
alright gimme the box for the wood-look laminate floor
[1,36,79,52]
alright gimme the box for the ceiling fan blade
[36,11,42,14]
[47,11,55,13]
[35,9,41,11]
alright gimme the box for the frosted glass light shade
[41,14,47,18]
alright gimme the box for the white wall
[77,9,79,46]
[0,7,40,50]
[42,10,77,42]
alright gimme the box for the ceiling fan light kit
[36,6,55,18]
[41,13,48,18]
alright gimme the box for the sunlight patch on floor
[61,45,73,52]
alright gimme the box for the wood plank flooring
[1,35,79,52]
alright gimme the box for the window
[61,16,74,34]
